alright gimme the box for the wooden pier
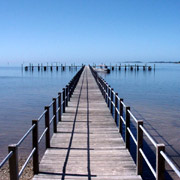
[23,64,83,72]
[33,66,141,180]
[1,66,180,180]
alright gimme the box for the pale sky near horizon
[0,0,180,65]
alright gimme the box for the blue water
[0,64,179,179]
[100,63,180,179]
[0,66,79,159]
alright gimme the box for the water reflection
[0,66,79,159]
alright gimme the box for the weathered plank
[33,66,142,180]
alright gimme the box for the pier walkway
[33,66,142,180]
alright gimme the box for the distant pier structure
[92,63,155,72]
[23,63,155,72]
[23,63,84,72]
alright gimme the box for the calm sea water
[0,64,179,179]
[0,66,79,160]
[100,63,180,179]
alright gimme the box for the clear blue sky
[0,0,180,65]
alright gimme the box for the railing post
[8,144,19,180]
[105,82,108,103]
[111,88,114,115]
[68,81,71,101]
[102,84,104,97]
[103,80,105,99]
[137,120,143,175]
[108,86,110,108]
[32,120,39,174]
[119,98,123,134]
[69,81,72,98]
[58,92,61,121]
[101,80,104,97]
[45,106,50,148]
[53,98,57,133]
[73,77,76,91]
[68,83,70,101]
[63,88,65,113]
[71,79,74,94]
[101,79,104,96]
[125,106,130,150]
[99,79,102,92]
[75,75,78,87]
[156,144,165,180]
[115,93,118,125]
[71,78,74,94]
[66,85,68,106]
[102,80,105,99]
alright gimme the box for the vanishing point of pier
[33,66,141,180]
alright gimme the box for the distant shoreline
[117,61,180,64]
[149,61,180,64]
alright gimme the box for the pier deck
[33,66,142,180]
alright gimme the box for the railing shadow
[60,68,93,180]
[61,69,85,180]
[128,107,177,180]
[86,69,91,180]
[133,107,180,169]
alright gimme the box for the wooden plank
[33,66,142,180]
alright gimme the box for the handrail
[160,151,180,178]
[18,147,36,177]
[48,100,55,107]
[120,116,126,125]
[17,124,36,146]
[50,115,55,125]
[89,65,180,179]
[111,101,115,107]
[121,101,126,108]
[139,148,156,178]
[38,109,47,121]
[112,90,116,95]
[38,128,48,144]
[56,107,60,113]
[117,96,120,101]
[127,127,137,145]
[127,109,138,123]
[55,94,60,99]
[107,86,111,90]
[0,151,13,168]
[115,107,120,114]
[115,93,119,99]
[139,125,157,147]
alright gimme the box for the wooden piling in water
[137,65,139,70]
